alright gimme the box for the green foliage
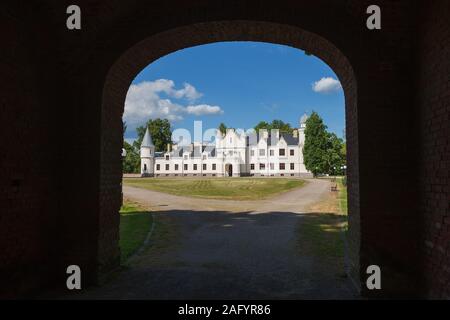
[303,112,346,177]
[326,132,346,176]
[218,122,227,134]
[123,140,140,173]
[254,119,293,133]
[134,118,172,152]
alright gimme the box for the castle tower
[140,127,155,177]
[299,113,308,147]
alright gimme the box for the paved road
[75,179,357,299]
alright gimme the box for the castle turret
[140,127,155,177]
[299,114,308,146]
[300,113,308,130]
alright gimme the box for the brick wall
[417,0,450,299]
[1,0,447,298]
[0,4,59,297]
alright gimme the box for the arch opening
[101,21,360,295]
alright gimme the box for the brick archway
[6,0,446,299]
[101,20,361,291]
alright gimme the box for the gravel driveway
[74,179,357,299]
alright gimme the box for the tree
[303,112,346,177]
[122,140,140,173]
[270,119,293,133]
[325,133,346,176]
[133,118,172,152]
[303,112,329,177]
[254,120,293,133]
[218,122,227,135]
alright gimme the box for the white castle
[140,115,312,178]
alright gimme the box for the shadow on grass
[61,209,355,300]
[296,213,348,260]
[120,208,153,264]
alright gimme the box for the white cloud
[123,80,223,127]
[171,83,203,101]
[312,77,342,94]
[186,104,224,116]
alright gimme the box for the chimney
[271,129,280,139]
[293,129,298,138]
[167,143,171,152]
[259,129,268,139]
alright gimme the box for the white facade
[141,115,312,178]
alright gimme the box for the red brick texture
[0,0,448,298]
[417,1,450,299]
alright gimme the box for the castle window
[270,149,274,156]
[156,164,160,171]
[184,164,188,170]
[250,164,255,170]
[165,164,169,170]
[270,163,274,170]
[259,163,266,170]
[290,163,295,170]
[279,149,286,156]
[290,149,295,156]
[175,164,179,171]
[144,164,147,172]
[193,164,197,171]
[279,163,285,170]
[212,164,216,170]
[202,155,207,160]
[165,155,169,160]
[184,155,188,160]
[203,164,207,170]
[259,149,265,156]
[251,150,255,156]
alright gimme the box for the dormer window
[202,154,207,160]
[165,155,169,160]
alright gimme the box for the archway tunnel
[0,0,449,299]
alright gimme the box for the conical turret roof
[141,127,154,147]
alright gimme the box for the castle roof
[141,127,154,147]
[253,131,299,146]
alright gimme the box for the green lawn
[296,177,348,259]
[337,177,348,215]
[119,201,153,263]
[297,213,347,259]
[124,178,305,200]
[123,178,306,200]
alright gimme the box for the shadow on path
[70,209,357,300]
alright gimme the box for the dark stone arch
[5,0,446,299]
[100,20,360,291]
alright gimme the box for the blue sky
[123,41,345,142]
